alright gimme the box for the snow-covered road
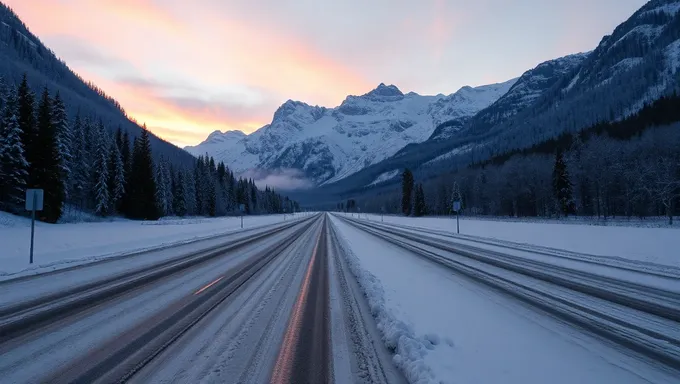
[1,212,676,384]
[330,214,680,384]
[0,213,401,384]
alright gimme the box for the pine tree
[163,161,174,216]
[184,169,196,215]
[172,169,187,216]
[553,151,576,216]
[128,126,159,220]
[155,158,170,216]
[413,183,427,217]
[51,92,72,200]
[93,121,110,216]
[94,149,110,216]
[108,138,125,212]
[33,87,64,222]
[70,112,89,210]
[401,168,414,216]
[0,88,29,212]
[119,130,132,215]
[17,74,36,183]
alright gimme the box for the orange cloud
[4,0,372,147]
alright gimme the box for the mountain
[187,80,516,186]
[315,0,680,197]
[318,52,588,191]
[0,3,195,166]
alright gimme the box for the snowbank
[330,217,436,383]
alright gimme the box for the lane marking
[271,229,323,384]
[193,276,224,295]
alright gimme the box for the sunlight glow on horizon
[5,0,648,147]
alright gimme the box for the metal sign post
[25,189,44,264]
[239,204,245,228]
[453,200,461,234]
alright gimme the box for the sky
[7,0,648,147]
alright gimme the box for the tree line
[352,93,680,225]
[0,74,297,222]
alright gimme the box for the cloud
[242,168,315,191]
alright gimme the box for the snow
[186,80,516,186]
[356,214,680,268]
[368,169,401,187]
[0,210,297,279]
[329,215,673,384]
[422,143,475,166]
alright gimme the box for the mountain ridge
[186,79,517,187]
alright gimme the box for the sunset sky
[7,0,647,147]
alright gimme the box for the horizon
[6,0,647,147]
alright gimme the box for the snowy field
[329,214,676,384]
[0,211,303,278]
[351,213,680,267]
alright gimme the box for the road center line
[193,276,224,295]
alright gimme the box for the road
[0,212,677,383]
[0,214,402,384]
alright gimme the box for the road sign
[452,200,461,234]
[239,204,245,212]
[25,189,44,264]
[25,189,44,211]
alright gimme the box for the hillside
[0,3,195,167]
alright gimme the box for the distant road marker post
[25,189,44,264]
[453,200,461,234]
[239,204,245,228]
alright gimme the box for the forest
[354,94,680,224]
[0,74,297,223]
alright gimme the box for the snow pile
[331,221,437,383]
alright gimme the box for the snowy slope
[186,80,516,186]
[184,130,245,157]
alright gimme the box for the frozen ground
[0,210,302,278]
[329,214,676,384]
[353,213,680,267]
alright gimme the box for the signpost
[381,206,385,222]
[453,200,461,234]
[239,204,245,228]
[25,189,44,264]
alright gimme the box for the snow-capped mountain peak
[187,79,516,186]
[364,83,404,98]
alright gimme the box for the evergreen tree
[0,88,29,212]
[172,169,187,216]
[155,158,170,216]
[70,112,89,210]
[552,151,576,216]
[33,87,64,222]
[94,149,110,216]
[119,130,132,215]
[184,169,196,215]
[401,168,414,216]
[108,138,125,213]
[127,126,159,220]
[51,92,72,199]
[17,74,36,183]
[93,121,110,216]
[414,183,427,217]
